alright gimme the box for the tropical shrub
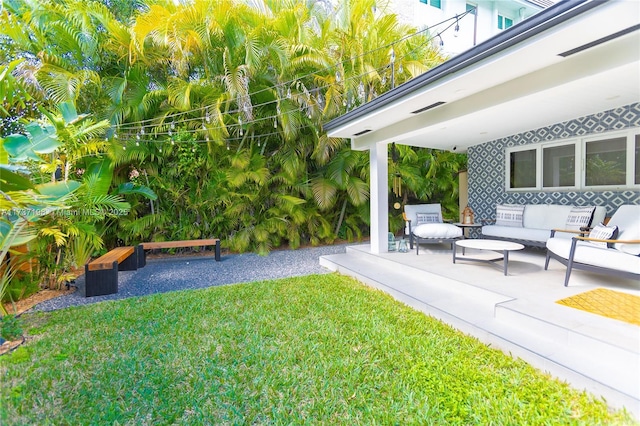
[1,0,464,257]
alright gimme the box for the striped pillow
[495,204,524,228]
[588,223,618,248]
[565,206,595,230]
[416,212,441,225]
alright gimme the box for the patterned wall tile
[468,103,640,220]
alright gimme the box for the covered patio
[324,0,639,253]
[322,0,640,418]
[320,243,640,416]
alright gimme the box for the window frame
[541,140,579,190]
[505,129,640,192]
[506,146,540,191]
[419,0,442,9]
[498,14,513,30]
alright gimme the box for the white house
[323,0,640,255]
[388,0,554,57]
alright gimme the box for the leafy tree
[1,0,459,257]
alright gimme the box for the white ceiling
[326,1,640,153]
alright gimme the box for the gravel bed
[33,243,352,312]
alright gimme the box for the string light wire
[110,8,478,152]
[115,8,476,136]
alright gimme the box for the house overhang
[323,0,640,153]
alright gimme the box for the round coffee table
[453,239,524,276]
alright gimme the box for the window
[498,15,513,30]
[585,137,626,186]
[509,149,537,189]
[543,144,575,188]
[419,0,441,8]
[506,130,639,191]
[466,3,477,15]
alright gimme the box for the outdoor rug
[556,288,640,326]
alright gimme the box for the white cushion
[609,205,640,256]
[413,223,462,239]
[404,204,442,224]
[482,225,557,243]
[495,204,524,227]
[523,205,573,229]
[547,237,640,274]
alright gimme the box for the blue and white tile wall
[468,103,640,221]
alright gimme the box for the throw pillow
[495,204,524,228]
[416,212,441,225]
[565,206,596,231]
[588,223,619,248]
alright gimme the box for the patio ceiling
[324,0,640,153]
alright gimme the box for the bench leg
[137,245,146,268]
[118,249,138,271]
[215,240,221,261]
[85,261,119,297]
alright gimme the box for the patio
[320,242,640,417]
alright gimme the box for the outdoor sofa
[545,204,640,286]
[481,204,607,248]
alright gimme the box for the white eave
[323,0,640,153]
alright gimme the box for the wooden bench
[85,246,142,297]
[138,238,220,267]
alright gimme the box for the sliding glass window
[585,137,626,187]
[543,144,575,188]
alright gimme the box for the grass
[0,274,635,425]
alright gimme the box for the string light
[108,8,474,147]
[115,10,471,133]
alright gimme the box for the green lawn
[0,274,634,425]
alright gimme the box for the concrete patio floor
[320,242,640,418]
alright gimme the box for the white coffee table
[453,239,524,276]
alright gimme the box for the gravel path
[33,243,351,312]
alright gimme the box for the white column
[369,142,388,254]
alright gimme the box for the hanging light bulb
[170,122,175,130]
[286,87,292,99]
[398,63,404,74]
[140,128,145,135]
[136,141,140,146]
[274,119,277,128]
[171,139,175,145]
[454,15,460,37]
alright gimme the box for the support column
[369,142,388,254]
